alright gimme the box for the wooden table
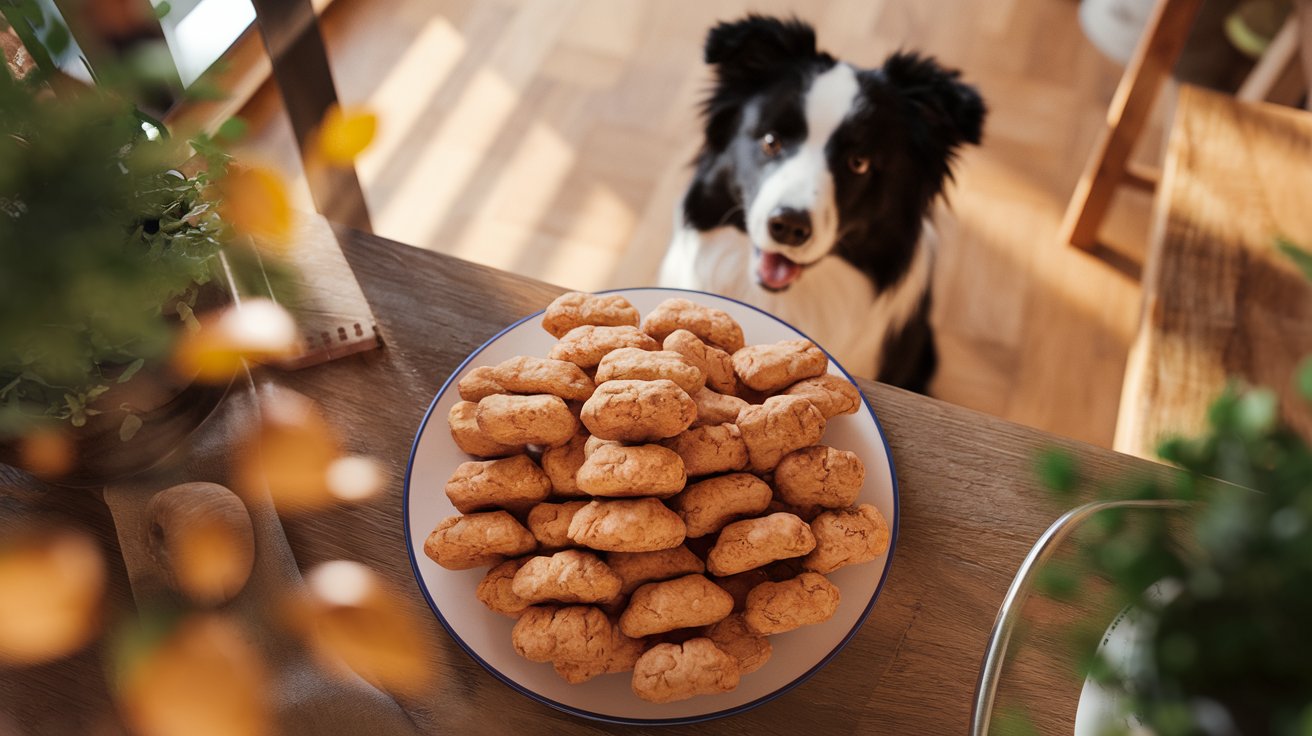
[1117,85,1312,457]
[1,228,1173,734]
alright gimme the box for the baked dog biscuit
[706,512,817,576]
[476,558,533,618]
[541,292,641,338]
[764,498,826,523]
[549,325,659,369]
[712,569,771,611]
[526,501,589,549]
[491,356,595,401]
[575,443,686,498]
[607,545,705,594]
[458,365,505,402]
[553,621,647,683]
[731,339,828,393]
[444,455,552,514]
[631,638,740,703]
[703,613,772,675]
[582,435,620,457]
[540,432,588,496]
[511,605,612,663]
[567,499,686,552]
[671,473,772,537]
[476,393,578,447]
[782,374,862,418]
[447,401,521,458]
[773,446,865,508]
[690,386,749,428]
[735,395,826,472]
[663,329,737,394]
[511,550,623,604]
[803,504,891,574]
[619,574,734,637]
[743,572,841,635]
[580,379,696,442]
[641,298,745,353]
[659,423,748,477]
[595,348,706,394]
[424,512,537,570]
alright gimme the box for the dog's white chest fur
[658,223,934,379]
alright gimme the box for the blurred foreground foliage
[0,4,246,439]
[1033,241,1312,736]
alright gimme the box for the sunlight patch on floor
[377,69,519,242]
[356,16,467,184]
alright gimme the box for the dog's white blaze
[747,63,860,264]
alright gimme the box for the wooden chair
[1061,0,1311,251]
[1060,0,1204,251]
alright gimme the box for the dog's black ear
[704,15,821,83]
[883,52,985,148]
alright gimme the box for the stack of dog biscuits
[425,292,891,704]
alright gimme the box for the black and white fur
[658,16,984,392]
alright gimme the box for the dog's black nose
[767,208,812,246]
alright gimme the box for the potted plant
[0,5,270,484]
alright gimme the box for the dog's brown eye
[849,155,870,175]
[760,132,781,157]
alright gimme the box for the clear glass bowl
[970,500,1188,735]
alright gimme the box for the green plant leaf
[175,302,199,331]
[1035,563,1080,601]
[1036,449,1079,495]
[1277,237,1312,283]
[1236,388,1278,437]
[216,116,247,143]
[43,19,70,57]
[1296,357,1312,403]
[119,413,143,442]
[154,1,172,19]
[117,358,146,383]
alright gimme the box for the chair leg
[1297,0,1312,111]
[1060,0,1203,250]
[1237,14,1302,104]
[250,0,373,233]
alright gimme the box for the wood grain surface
[0,230,1174,734]
[1117,86,1312,457]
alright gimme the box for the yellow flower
[0,529,105,665]
[118,615,270,736]
[216,165,294,248]
[316,105,378,165]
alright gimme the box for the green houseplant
[0,3,269,482]
[1031,241,1312,736]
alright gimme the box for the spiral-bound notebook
[236,211,382,370]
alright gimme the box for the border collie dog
[658,16,984,392]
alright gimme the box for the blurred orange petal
[217,165,294,248]
[316,106,377,165]
[18,428,75,478]
[237,386,341,511]
[0,529,104,665]
[287,561,431,696]
[146,483,255,606]
[118,615,270,736]
[172,299,299,383]
[325,455,385,502]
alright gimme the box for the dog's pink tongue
[758,252,802,289]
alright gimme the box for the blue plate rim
[401,286,901,726]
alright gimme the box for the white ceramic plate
[403,287,899,725]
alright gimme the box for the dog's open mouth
[757,251,804,291]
